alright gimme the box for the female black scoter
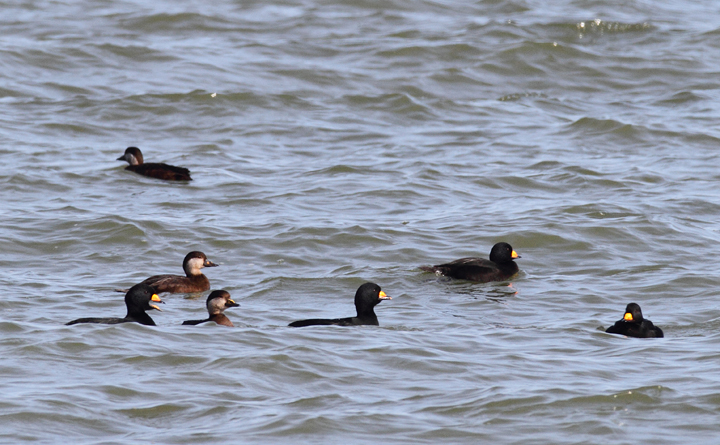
[116,146,192,181]
[66,283,164,326]
[420,242,520,282]
[133,251,218,294]
[182,290,239,327]
[289,282,391,327]
[605,302,664,338]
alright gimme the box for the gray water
[2,0,720,443]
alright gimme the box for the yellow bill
[150,293,163,311]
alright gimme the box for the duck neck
[127,310,156,326]
[498,261,518,272]
[356,306,378,322]
[209,313,234,327]
[184,267,205,277]
[186,274,209,288]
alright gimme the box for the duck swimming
[116,146,192,181]
[420,242,520,283]
[137,251,218,294]
[182,290,239,327]
[605,302,664,338]
[66,283,164,326]
[289,282,391,327]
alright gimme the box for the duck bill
[511,250,520,259]
[204,260,219,267]
[150,294,164,311]
[379,291,392,300]
[227,299,240,308]
[623,312,633,321]
[116,155,126,161]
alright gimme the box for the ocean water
[2,0,720,443]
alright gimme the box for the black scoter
[116,146,192,181]
[182,290,239,327]
[134,251,218,294]
[289,282,391,327]
[66,283,164,326]
[420,242,520,282]
[605,302,664,338]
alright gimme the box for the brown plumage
[182,290,239,327]
[116,146,192,181]
[116,251,219,294]
[140,251,218,294]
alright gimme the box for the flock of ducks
[65,147,665,338]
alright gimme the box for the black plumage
[66,283,164,326]
[421,242,520,282]
[289,282,391,327]
[605,303,664,338]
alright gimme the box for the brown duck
[182,290,239,327]
[117,146,192,181]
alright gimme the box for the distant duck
[182,290,239,327]
[605,303,664,338]
[420,242,520,283]
[289,282,391,327]
[116,146,192,181]
[66,283,164,326]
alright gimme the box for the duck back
[142,274,210,293]
[126,163,191,181]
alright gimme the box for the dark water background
[2,0,720,443]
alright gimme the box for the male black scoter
[135,251,218,294]
[116,146,192,181]
[605,302,664,338]
[420,242,520,282]
[66,283,164,326]
[289,282,391,327]
[182,290,239,327]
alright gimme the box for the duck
[116,146,192,181]
[182,290,239,327]
[66,283,164,326]
[605,302,664,338]
[289,282,391,327]
[420,242,520,282]
[135,251,218,294]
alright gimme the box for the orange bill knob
[150,293,164,311]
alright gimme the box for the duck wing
[429,257,499,281]
[129,163,191,181]
[140,274,181,291]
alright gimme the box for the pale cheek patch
[126,154,139,165]
[186,257,205,273]
[207,298,225,315]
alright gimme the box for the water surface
[2,0,720,443]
